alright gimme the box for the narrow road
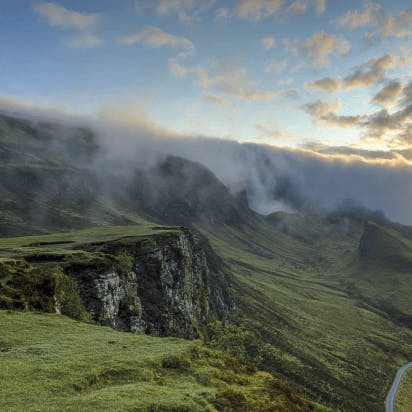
[385,362,412,412]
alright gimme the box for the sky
[1,0,412,150]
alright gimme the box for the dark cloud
[370,81,402,108]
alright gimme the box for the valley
[1,113,412,411]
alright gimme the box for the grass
[0,311,313,412]
[0,224,180,260]
[198,217,412,411]
[395,368,412,412]
[1,215,412,411]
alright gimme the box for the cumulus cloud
[304,53,407,94]
[64,34,103,49]
[400,80,412,106]
[291,31,350,68]
[343,67,385,90]
[304,77,342,93]
[381,9,412,38]
[337,1,382,30]
[361,104,412,139]
[367,54,396,70]
[33,2,101,29]
[217,0,325,20]
[120,26,194,51]
[302,99,364,127]
[169,59,297,101]
[153,0,215,22]
[337,2,412,39]
[286,0,326,16]
[261,36,276,51]
[235,0,284,20]
[370,81,403,108]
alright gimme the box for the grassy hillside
[199,216,412,411]
[396,368,412,412]
[335,221,412,327]
[2,113,412,411]
[0,311,313,412]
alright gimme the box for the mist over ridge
[2,97,412,225]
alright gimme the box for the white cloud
[33,2,101,29]
[120,26,194,51]
[337,1,382,30]
[169,59,297,101]
[337,2,412,39]
[236,0,284,20]
[286,0,326,16]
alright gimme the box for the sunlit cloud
[290,31,350,68]
[120,26,194,51]
[33,2,101,29]
[305,53,408,94]
[217,0,326,20]
[337,1,382,30]
[235,0,284,20]
[305,77,342,93]
[343,67,385,90]
[286,0,326,16]
[367,54,396,70]
[169,59,298,101]
[337,2,412,39]
[301,99,364,127]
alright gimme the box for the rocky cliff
[0,227,233,339]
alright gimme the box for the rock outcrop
[63,228,233,338]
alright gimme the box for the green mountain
[1,113,412,411]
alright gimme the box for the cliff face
[63,229,233,338]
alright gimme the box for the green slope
[198,215,412,411]
[0,311,313,412]
[2,113,412,411]
[335,221,412,327]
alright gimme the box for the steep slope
[198,213,412,411]
[335,221,412,328]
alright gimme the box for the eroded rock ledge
[0,228,233,339]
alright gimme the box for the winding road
[385,362,412,412]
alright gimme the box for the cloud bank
[2,95,412,225]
